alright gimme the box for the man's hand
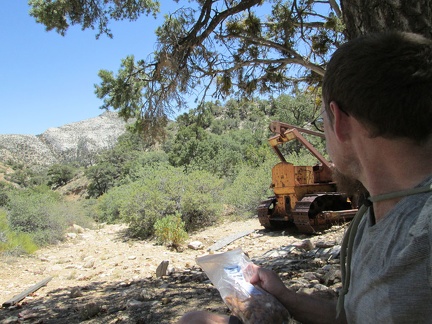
[244,263,288,299]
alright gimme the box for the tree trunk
[340,0,432,40]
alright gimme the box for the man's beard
[331,166,369,208]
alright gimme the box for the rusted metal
[269,128,332,172]
[257,121,358,233]
[269,121,326,139]
[257,198,276,229]
[292,193,356,234]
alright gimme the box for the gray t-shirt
[345,177,432,323]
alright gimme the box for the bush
[3,164,48,188]
[7,187,63,245]
[179,170,224,231]
[0,192,9,207]
[222,160,275,217]
[95,165,224,238]
[154,213,188,247]
[94,185,131,224]
[6,186,93,246]
[0,209,38,256]
[120,187,170,238]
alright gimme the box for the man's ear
[329,101,351,142]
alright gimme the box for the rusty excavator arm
[268,121,332,173]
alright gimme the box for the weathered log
[207,229,254,252]
[2,276,53,308]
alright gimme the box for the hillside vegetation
[0,93,326,255]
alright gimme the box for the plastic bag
[196,248,291,324]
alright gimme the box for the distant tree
[169,122,269,178]
[86,162,118,197]
[47,164,76,189]
[85,131,159,197]
[75,136,99,167]
[271,91,320,126]
[168,124,208,172]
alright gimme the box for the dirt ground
[0,218,346,323]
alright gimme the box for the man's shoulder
[400,176,432,217]
[418,176,432,219]
[423,193,432,210]
[419,192,432,226]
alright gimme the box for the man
[178,31,432,323]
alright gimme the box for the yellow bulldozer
[257,121,358,234]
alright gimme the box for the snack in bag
[196,247,291,324]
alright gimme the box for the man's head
[322,32,432,144]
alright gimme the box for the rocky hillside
[0,112,128,167]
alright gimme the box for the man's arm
[247,264,347,324]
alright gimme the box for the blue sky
[0,2,168,135]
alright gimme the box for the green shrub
[154,213,188,247]
[95,165,224,238]
[95,185,131,223]
[0,209,38,256]
[222,160,275,217]
[6,186,93,246]
[180,170,224,231]
[120,188,171,238]
[0,192,9,207]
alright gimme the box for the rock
[66,233,77,239]
[322,267,341,285]
[128,256,137,260]
[3,316,19,323]
[65,264,80,269]
[161,297,171,304]
[126,299,143,308]
[156,260,169,277]
[313,283,331,291]
[72,224,85,233]
[303,272,318,281]
[297,287,316,295]
[188,241,204,250]
[70,287,83,298]
[83,259,95,268]
[296,239,315,251]
[315,240,335,248]
[140,288,155,300]
[18,309,38,320]
[50,264,62,271]
[79,302,103,320]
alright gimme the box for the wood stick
[2,276,53,307]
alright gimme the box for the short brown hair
[322,32,432,144]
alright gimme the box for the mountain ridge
[0,111,128,168]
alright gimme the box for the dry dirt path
[0,218,345,323]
